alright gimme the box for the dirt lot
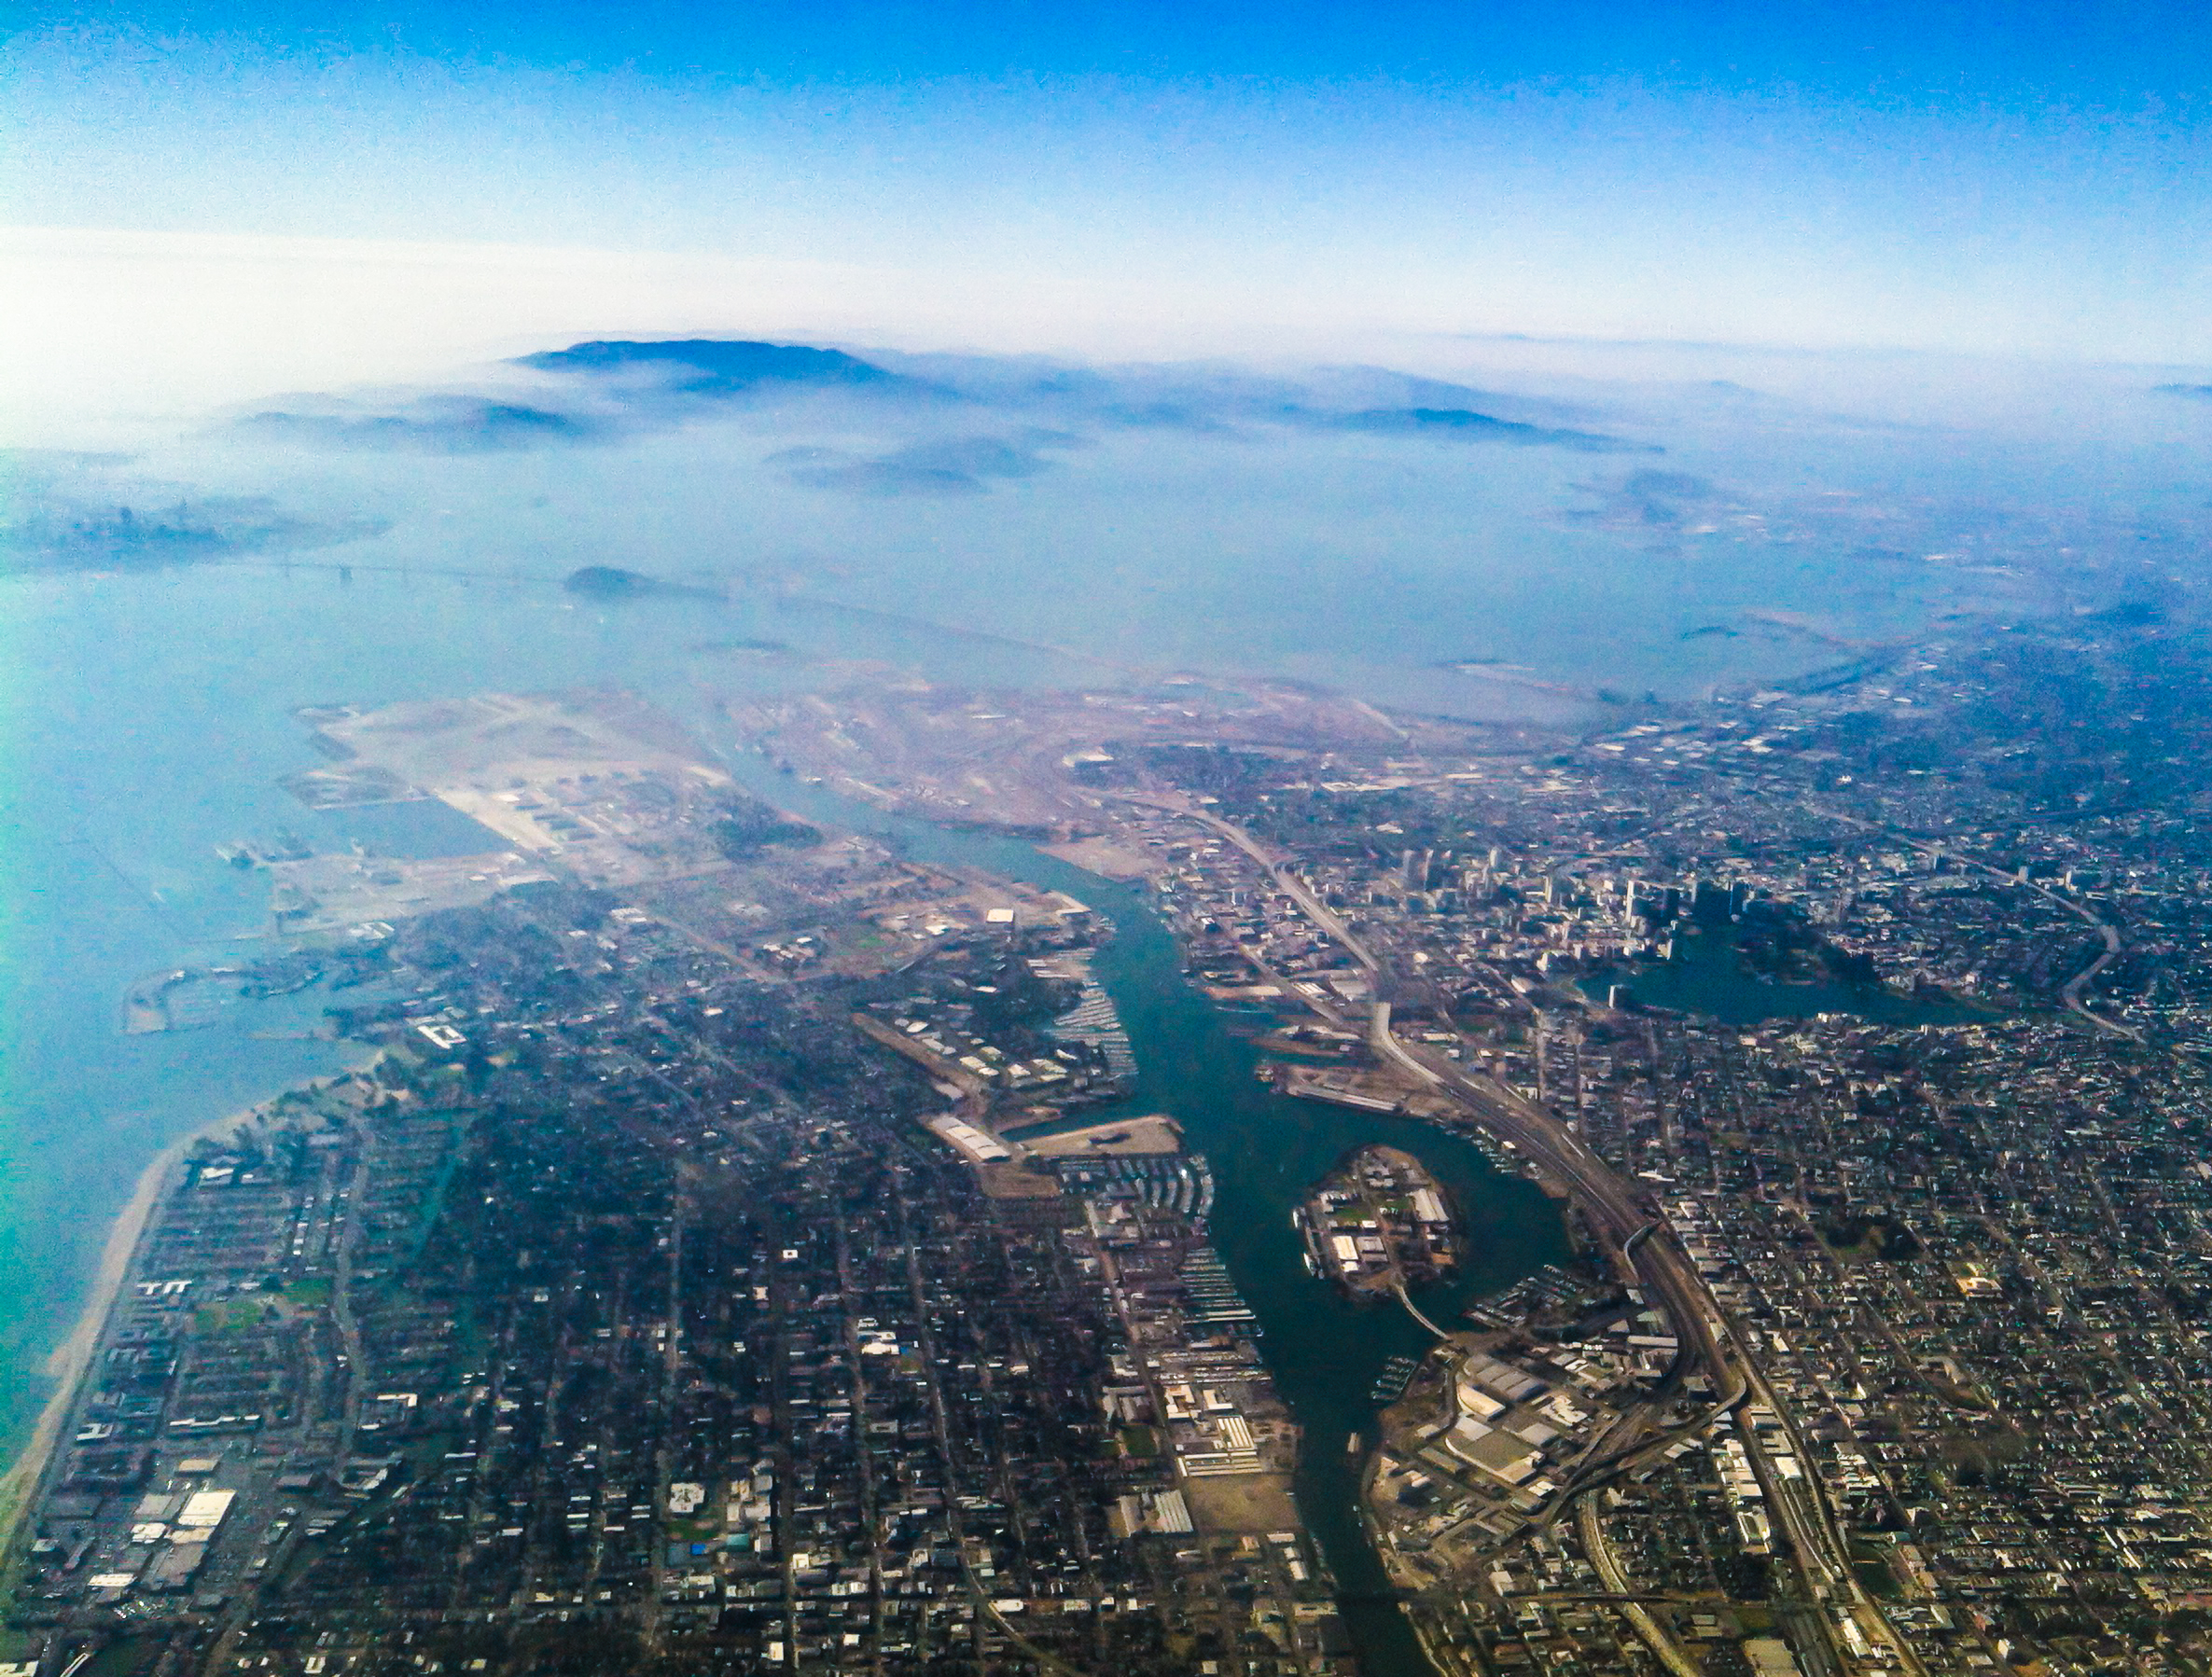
[1040,836,1162,880]
[1020,1115,1184,1157]
[1182,1472,1302,1534]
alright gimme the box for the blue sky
[4,1,2209,365]
[17,0,2205,97]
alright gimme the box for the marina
[716,752,1572,1677]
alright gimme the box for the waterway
[716,753,1573,1676]
[0,565,1567,1676]
[0,396,2182,1666]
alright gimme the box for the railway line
[1126,792,1927,1673]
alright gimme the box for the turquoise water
[7,372,2197,1674]
[135,415,2022,718]
[0,564,1567,1675]
[0,567,1096,1456]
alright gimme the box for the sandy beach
[0,1057,377,1547]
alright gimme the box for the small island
[562,564,724,601]
[1297,1144,1461,1298]
[687,635,794,658]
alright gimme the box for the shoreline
[0,1053,378,1549]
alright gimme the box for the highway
[1365,984,1933,1675]
[1120,783,1746,1422]
[1120,795,1923,1671]
[1109,791,1381,971]
[1807,802,2143,1045]
[1916,845,2137,1042]
[1365,1001,1742,1421]
[1106,800,1902,1677]
[1576,1501,1703,1677]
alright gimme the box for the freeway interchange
[1132,790,1921,1676]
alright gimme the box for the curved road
[1366,1002,1741,1416]
[1117,794,1937,1672]
[1808,806,2141,1044]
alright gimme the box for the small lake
[1584,917,1985,1027]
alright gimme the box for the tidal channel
[721,753,1572,1677]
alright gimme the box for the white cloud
[0,225,1470,448]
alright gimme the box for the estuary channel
[720,754,1573,1677]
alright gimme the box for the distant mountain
[223,338,1660,467]
[241,398,597,450]
[2155,383,2212,400]
[230,342,937,457]
[562,565,724,601]
[1333,407,1652,452]
[768,433,1068,497]
[563,565,658,599]
[521,339,929,397]
[856,353,1626,440]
